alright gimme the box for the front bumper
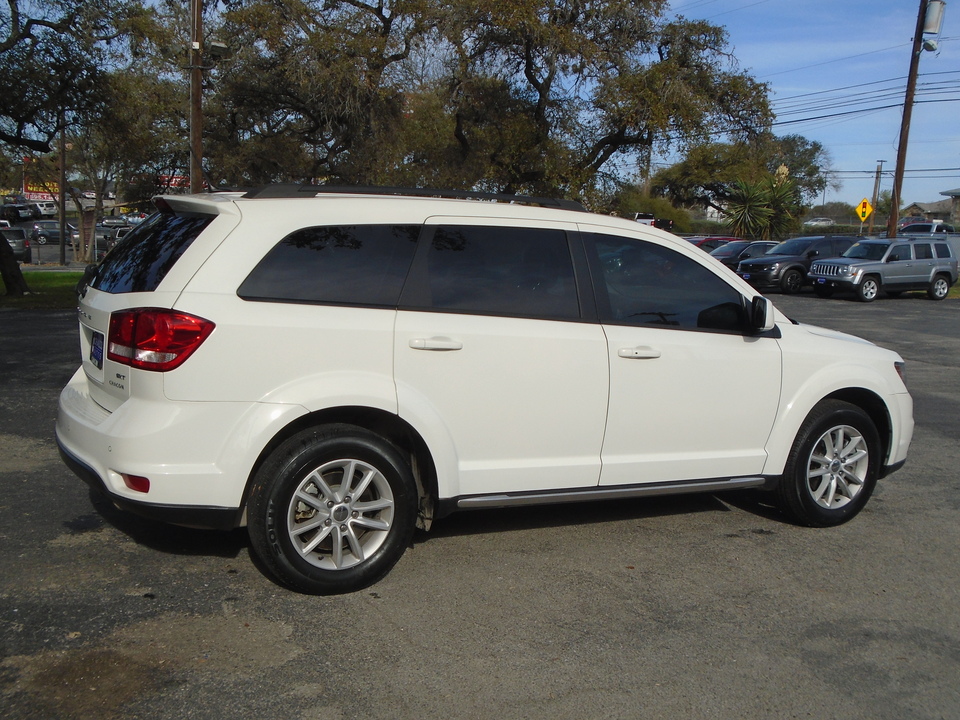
[737,268,780,289]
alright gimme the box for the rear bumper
[56,366,307,530]
[58,440,241,530]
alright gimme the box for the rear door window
[400,225,581,320]
[914,243,933,260]
[91,212,213,293]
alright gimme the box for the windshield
[767,237,814,255]
[709,241,751,257]
[843,242,889,261]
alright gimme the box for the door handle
[409,337,463,351]
[618,346,661,359]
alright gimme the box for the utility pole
[189,0,203,194]
[887,0,945,237]
[59,112,67,266]
[869,160,885,235]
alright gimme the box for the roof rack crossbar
[241,184,586,212]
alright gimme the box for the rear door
[395,219,608,497]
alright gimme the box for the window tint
[91,212,212,293]
[914,243,933,260]
[935,243,952,259]
[887,245,911,262]
[238,225,419,306]
[405,225,580,320]
[587,234,747,332]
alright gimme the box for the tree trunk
[0,239,31,297]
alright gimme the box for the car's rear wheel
[856,276,880,302]
[247,424,417,594]
[775,400,879,527]
[36,236,46,245]
[928,274,950,301]
[780,268,803,294]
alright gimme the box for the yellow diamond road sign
[857,198,873,222]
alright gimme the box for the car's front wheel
[775,400,880,527]
[247,424,418,594]
[856,276,880,302]
[780,268,804,294]
[928,274,950,301]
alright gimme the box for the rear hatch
[76,197,239,412]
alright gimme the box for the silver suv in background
[809,237,958,302]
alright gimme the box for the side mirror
[750,296,775,333]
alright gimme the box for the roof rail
[241,184,586,212]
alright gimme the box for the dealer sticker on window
[90,331,104,370]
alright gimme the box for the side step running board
[456,476,767,511]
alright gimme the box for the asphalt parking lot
[1,293,958,720]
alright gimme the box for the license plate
[816,278,826,284]
[90,331,104,369]
[742,273,751,279]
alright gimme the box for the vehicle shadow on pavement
[424,492,759,540]
[86,489,249,559]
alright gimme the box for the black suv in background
[736,235,855,294]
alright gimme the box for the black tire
[813,284,834,298]
[780,268,804,294]
[928,274,950,301]
[856,276,880,303]
[247,424,417,594]
[775,400,880,527]
[36,236,47,245]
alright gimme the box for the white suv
[57,186,914,594]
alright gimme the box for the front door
[582,230,782,486]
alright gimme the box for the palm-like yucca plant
[723,168,802,240]
[724,179,774,239]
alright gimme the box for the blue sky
[666,0,959,208]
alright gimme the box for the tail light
[108,309,215,372]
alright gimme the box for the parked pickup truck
[808,236,958,302]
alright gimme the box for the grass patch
[0,271,83,309]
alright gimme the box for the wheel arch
[823,387,893,465]
[763,385,894,477]
[239,406,440,530]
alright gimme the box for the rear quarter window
[238,225,420,307]
[934,243,952,259]
[91,212,213,293]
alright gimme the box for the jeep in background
[808,237,958,302]
[736,235,855,294]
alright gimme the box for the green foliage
[201,0,771,196]
[723,173,802,240]
[610,186,692,233]
[652,133,833,211]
